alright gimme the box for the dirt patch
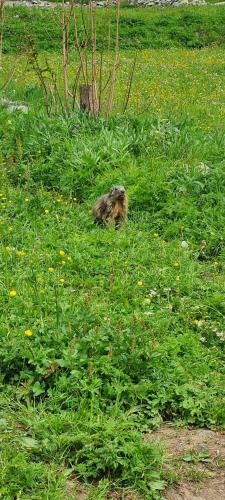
[64,481,140,500]
[147,424,225,500]
[64,479,88,499]
[108,491,140,499]
[165,475,225,500]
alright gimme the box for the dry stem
[106,0,120,118]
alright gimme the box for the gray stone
[128,0,206,5]
[4,0,208,6]
[0,99,28,113]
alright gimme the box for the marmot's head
[110,185,126,200]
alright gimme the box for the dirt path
[147,424,225,500]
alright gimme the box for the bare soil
[64,479,88,499]
[147,424,225,500]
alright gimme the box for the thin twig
[74,8,88,84]
[62,0,69,114]
[71,62,82,110]
[90,1,98,115]
[123,52,137,114]
[0,0,5,68]
[98,29,105,115]
[28,47,50,115]
[106,0,120,119]
[45,58,66,116]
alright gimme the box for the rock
[173,0,189,4]
[129,0,206,5]
[5,0,56,8]
[189,0,206,3]
[0,99,28,113]
[4,0,207,7]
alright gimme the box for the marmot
[91,185,128,229]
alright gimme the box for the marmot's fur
[92,186,128,229]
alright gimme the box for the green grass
[2,4,225,53]
[1,5,225,499]
[1,107,225,497]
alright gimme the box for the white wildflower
[215,331,225,340]
[181,240,188,249]
[198,162,210,175]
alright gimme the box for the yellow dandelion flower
[193,319,204,327]
[67,256,72,262]
[173,262,179,268]
[44,209,49,214]
[25,198,29,202]
[59,250,65,257]
[24,329,33,337]
[59,278,65,284]
[48,267,54,273]
[124,261,128,266]
[145,297,152,304]
[137,280,143,287]
[9,290,17,298]
[17,250,25,257]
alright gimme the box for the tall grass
[1,107,225,497]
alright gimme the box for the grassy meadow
[1,4,225,499]
[3,4,225,53]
